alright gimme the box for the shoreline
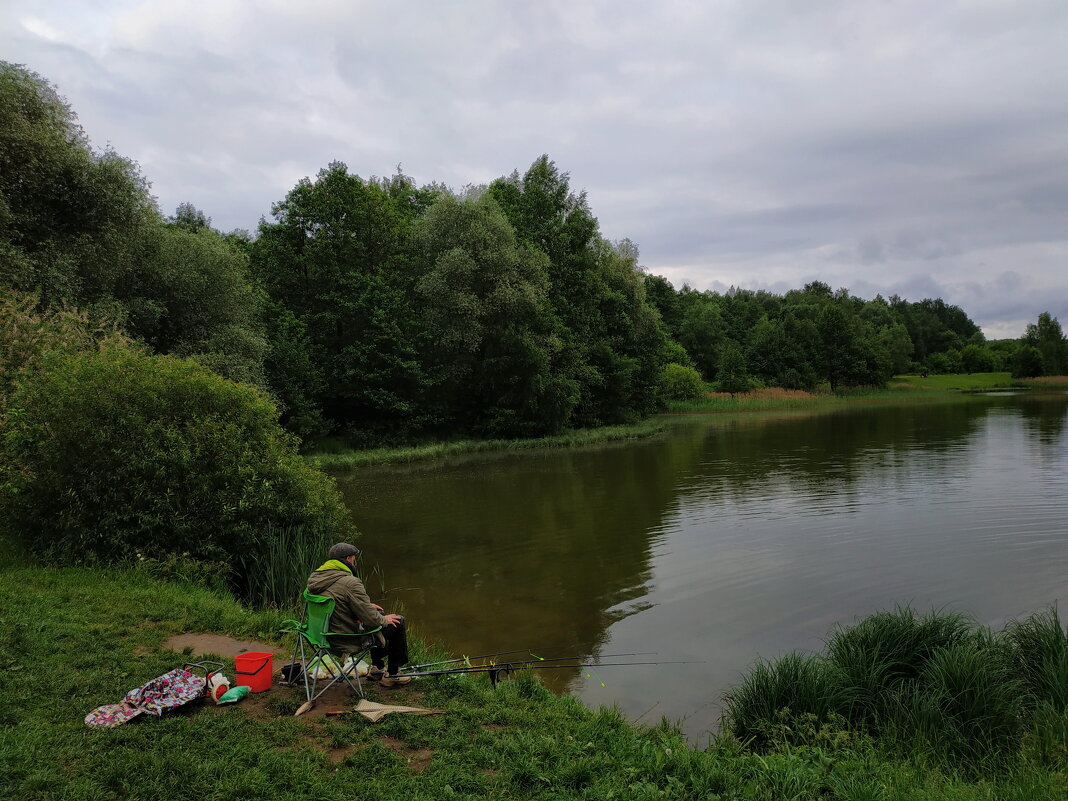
[306,373,1068,471]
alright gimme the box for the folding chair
[284,588,382,707]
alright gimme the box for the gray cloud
[2,0,1066,337]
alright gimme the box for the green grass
[3,565,1066,799]
[665,373,1048,415]
[307,420,666,472]
[890,372,1023,390]
[725,606,1068,779]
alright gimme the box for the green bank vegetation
[308,420,666,471]
[2,565,1065,800]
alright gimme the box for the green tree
[960,343,995,374]
[124,223,267,387]
[877,322,914,375]
[415,194,576,436]
[717,343,751,396]
[0,62,155,309]
[1011,344,1044,379]
[1023,312,1068,376]
[486,156,666,426]
[676,292,725,380]
[252,162,429,439]
[816,304,867,390]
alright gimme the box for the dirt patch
[327,745,355,764]
[131,645,152,656]
[381,736,435,773]
[483,723,507,731]
[161,633,286,661]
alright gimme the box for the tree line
[3,61,1066,451]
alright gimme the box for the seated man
[306,542,411,687]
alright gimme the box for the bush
[0,345,354,574]
[826,606,973,728]
[722,651,843,747]
[659,362,704,400]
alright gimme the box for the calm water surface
[335,395,1068,742]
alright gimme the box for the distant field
[891,372,1019,390]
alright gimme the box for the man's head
[328,542,361,568]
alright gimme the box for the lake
[334,393,1068,743]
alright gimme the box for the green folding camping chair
[283,588,382,709]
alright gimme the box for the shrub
[916,638,1025,769]
[0,345,354,574]
[1003,607,1068,711]
[826,607,973,729]
[722,651,843,747]
[659,362,704,400]
[0,289,132,410]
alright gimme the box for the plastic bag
[217,685,250,704]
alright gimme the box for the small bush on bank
[722,651,843,746]
[0,345,354,575]
[658,362,705,400]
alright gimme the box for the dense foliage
[0,62,266,390]
[0,344,353,572]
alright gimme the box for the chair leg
[307,653,362,702]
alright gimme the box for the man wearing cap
[306,543,411,687]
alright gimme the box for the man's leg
[372,615,409,675]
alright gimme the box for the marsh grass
[722,652,845,746]
[665,384,990,414]
[725,606,1068,778]
[236,523,336,610]
[3,567,1066,800]
[1003,607,1068,710]
[307,420,666,471]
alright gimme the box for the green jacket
[307,560,387,646]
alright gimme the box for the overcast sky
[3,1,1066,338]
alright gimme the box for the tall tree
[1023,312,1068,376]
[415,193,576,435]
[252,163,428,439]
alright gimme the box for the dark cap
[328,542,361,561]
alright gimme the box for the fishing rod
[401,650,656,673]
[401,648,533,672]
[398,659,702,686]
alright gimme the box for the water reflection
[333,394,1068,741]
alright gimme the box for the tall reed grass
[723,605,1068,776]
[236,523,335,609]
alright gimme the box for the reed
[721,651,843,745]
[1003,607,1068,711]
[726,606,1061,775]
[307,420,666,471]
[236,523,334,609]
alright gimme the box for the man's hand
[372,604,384,611]
[383,613,402,627]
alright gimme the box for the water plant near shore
[723,606,1068,776]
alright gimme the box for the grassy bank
[3,565,1066,800]
[664,372,1053,414]
[307,420,666,472]
[307,374,1068,471]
